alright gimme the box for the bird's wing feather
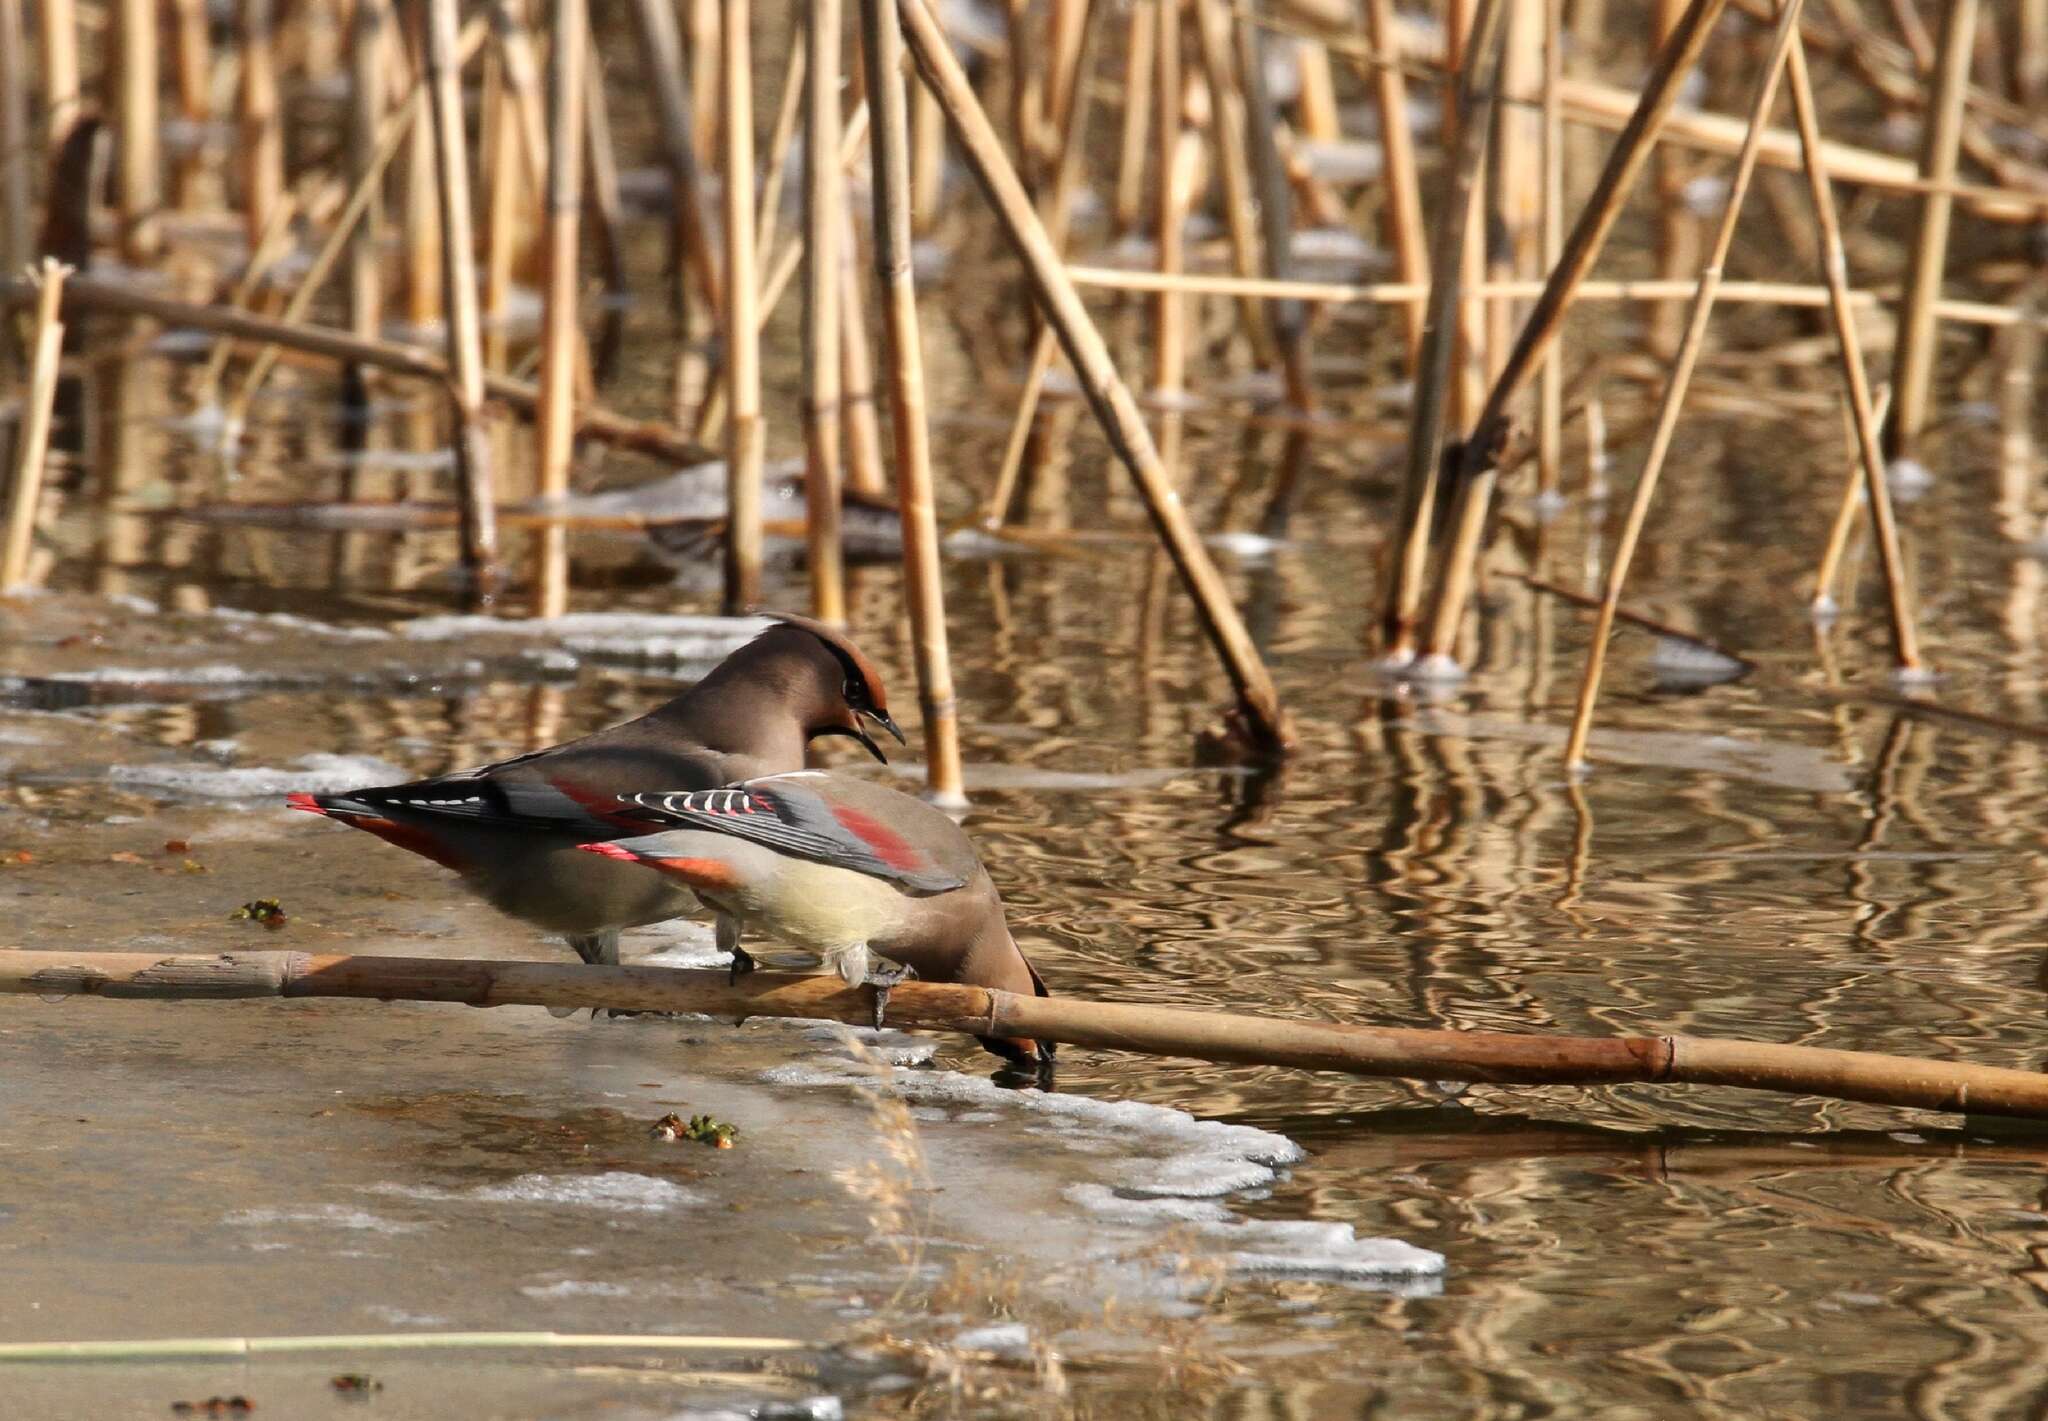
[615,781,967,894]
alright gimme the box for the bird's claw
[864,961,916,1029]
[727,945,756,987]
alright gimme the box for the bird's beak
[813,722,888,763]
[862,707,907,748]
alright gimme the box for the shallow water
[8,168,2048,1418]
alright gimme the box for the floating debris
[169,1399,254,1416]
[329,1374,382,1395]
[230,899,288,930]
[652,1112,739,1149]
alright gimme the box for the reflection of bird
[288,615,902,970]
[581,770,1054,1077]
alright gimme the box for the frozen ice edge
[760,1050,1445,1291]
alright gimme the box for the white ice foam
[470,1171,702,1212]
[224,1204,425,1234]
[951,1323,1033,1358]
[207,607,394,641]
[396,612,771,667]
[519,1279,633,1299]
[127,752,406,800]
[1649,636,1747,683]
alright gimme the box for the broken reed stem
[981,328,1059,528]
[0,261,67,591]
[803,0,848,625]
[348,0,390,342]
[1421,0,1735,674]
[1536,0,1564,497]
[239,0,284,256]
[756,25,807,267]
[114,0,162,261]
[863,0,966,803]
[1784,31,1921,673]
[1813,382,1894,614]
[1376,0,1505,667]
[897,0,1291,752]
[0,277,710,467]
[16,950,2048,1122]
[421,0,499,600]
[1364,0,1428,370]
[630,0,720,323]
[1560,0,1804,775]
[1884,0,1977,466]
[532,0,588,620]
[1504,571,1755,672]
[720,0,763,613]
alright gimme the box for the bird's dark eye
[844,678,867,707]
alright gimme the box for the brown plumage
[581,770,1054,1074]
[288,615,902,967]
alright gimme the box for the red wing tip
[578,840,637,861]
[285,792,327,815]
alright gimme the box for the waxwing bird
[287,615,903,968]
[579,770,1055,1075]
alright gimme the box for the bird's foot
[863,960,917,1030]
[727,944,756,987]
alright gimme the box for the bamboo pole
[720,0,762,612]
[0,261,67,591]
[1560,0,1804,774]
[1363,0,1427,370]
[421,0,500,601]
[863,0,965,802]
[1813,383,1895,615]
[1884,0,1977,470]
[631,0,722,322]
[1784,31,1921,674]
[803,0,847,625]
[534,0,589,620]
[36,0,79,158]
[15,949,2048,1121]
[1418,0,1734,676]
[896,0,1291,752]
[114,0,162,262]
[1376,0,1504,667]
[349,0,390,343]
[240,0,284,255]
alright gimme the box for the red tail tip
[578,840,636,861]
[285,792,327,815]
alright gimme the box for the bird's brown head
[690,613,903,763]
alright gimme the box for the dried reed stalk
[1376,0,1504,667]
[1784,31,1921,673]
[838,201,888,497]
[581,50,628,299]
[1445,0,1489,425]
[0,260,66,590]
[36,0,78,157]
[1112,0,1156,237]
[897,0,1291,752]
[480,35,521,370]
[239,0,284,254]
[632,0,722,321]
[1364,0,1428,369]
[422,0,499,599]
[1813,383,1894,615]
[0,0,22,284]
[1505,571,1755,671]
[1191,0,1278,370]
[348,0,390,343]
[1536,0,1564,497]
[1647,0,1696,357]
[720,0,763,612]
[167,0,207,208]
[863,0,966,802]
[114,0,162,261]
[1234,11,1311,409]
[533,0,589,620]
[1150,0,1186,401]
[803,0,848,624]
[1560,0,1804,774]
[755,27,807,270]
[17,949,2048,1121]
[1420,0,1734,675]
[1884,0,1978,466]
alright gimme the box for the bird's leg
[862,958,917,1030]
[717,913,755,986]
[553,930,622,1019]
